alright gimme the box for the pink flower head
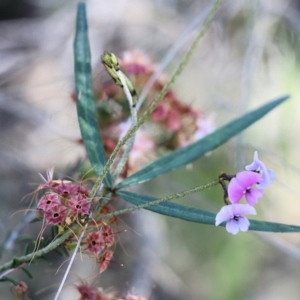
[68,194,91,215]
[245,151,275,189]
[151,103,168,121]
[86,231,105,255]
[15,281,28,294]
[44,204,68,225]
[119,49,154,76]
[165,109,181,132]
[98,249,113,273]
[37,193,60,211]
[215,204,256,235]
[54,181,80,197]
[228,171,264,205]
[119,294,147,300]
[77,284,98,300]
[99,224,115,247]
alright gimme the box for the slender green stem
[90,0,222,197]
[0,230,73,275]
[112,72,138,180]
[94,191,112,215]
[112,116,137,180]
[103,179,219,219]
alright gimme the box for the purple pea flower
[215,204,256,235]
[245,151,275,189]
[228,171,264,205]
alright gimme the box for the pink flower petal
[245,151,260,171]
[228,178,244,203]
[237,217,250,232]
[232,203,256,216]
[215,205,233,225]
[245,151,275,189]
[228,171,263,205]
[226,219,239,235]
[257,168,275,189]
[245,189,264,206]
[216,204,256,235]
[235,171,262,188]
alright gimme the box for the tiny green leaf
[60,246,70,257]
[24,244,30,255]
[39,256,52,265]
[116,96,289,189]
[51,226,58,240]
[0,277,18,285]
[11,257,21,268]
[118,190,300,233]
[16,235,33,243]
[54,248,63,256]
[29,217,42,224]
[21,267,33,279]
[74,2,111,186]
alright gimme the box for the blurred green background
[1,0,300,299]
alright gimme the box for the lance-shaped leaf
[116,96,288,189]
[118,190,300,233]
[74,3,111,186]
[21,267,33,279]
[0,277,18,285]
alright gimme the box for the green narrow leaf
[53,248,63,256]
[74,2,111,186]
[118,190,214,222]
[39,256,52,265]
[118,190,300,233]
[44,238,52,245]
[30,259,37,265]
[30,217,42,224]
[39,238,46,248]
[116,96,289,189]
[16,235,32,243]
[24,244,30,255]
[0,277,18,285]
[51,226,58,240]
[61,246,70,257]
[21,267,33,279]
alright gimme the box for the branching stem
[0,230,73,277]
[112,70,138,180]
[90,0,222,197]
[103,179,219,219]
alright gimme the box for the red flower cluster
[37,177,91,225]
[84,224,115,273]
[37,169,116,273]
[73,49,214,177]
[76,282,147,300]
